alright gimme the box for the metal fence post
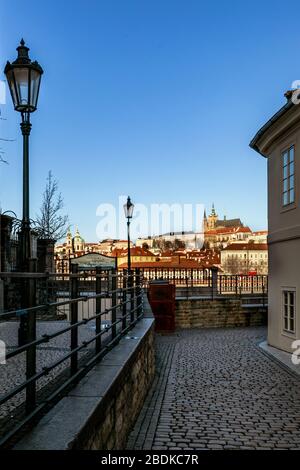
[19,277,30,347]
[186,269,189,299]
[208,269,212,288]
[95,267,102,354]
[211,266,218,300]
[70,263,78,375]
[122,269,127,330]
[130,269,134,324]
[111,269,117,339]
[26,258,37,413]
[136,268,142,318]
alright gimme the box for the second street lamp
[123,196,134,279]
[4,39,43,270]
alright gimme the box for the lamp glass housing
[4,40,43,113]
[124,197,134,219]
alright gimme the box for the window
[283,290,296,333]
[282,145,295,206]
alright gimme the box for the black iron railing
[0,267,143,447]
[138,267,267,296]
[138,267,212,287]
[217,274,268,295]
[55,263,268,295]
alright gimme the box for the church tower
[207,203,218,230]
[203,208,208,232]
[66,227,72,254]
[73,227,85,253]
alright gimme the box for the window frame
[282,288,296,335]
[282,145,295,207]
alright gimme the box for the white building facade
[220,243,268,275]
[250,90,300,353]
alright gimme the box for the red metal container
[148,281,176,332]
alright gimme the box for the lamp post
[123,197,134,321]
[123,196,134,278]
[4,39,43,270]
[5,40,43,345]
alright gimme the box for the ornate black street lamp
[123,196,134,273]
[4,39,43,270]
[5,40,43,346]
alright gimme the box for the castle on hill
[203,203,243,232]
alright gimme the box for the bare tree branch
[35,171,69,241]
[0,108,14,163]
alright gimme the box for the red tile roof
[206,226,252,235]
[252,230,268,235]
[112,246,156,257]
[223,243,268,251]
[160,250,173,257]
[120,259,201,269]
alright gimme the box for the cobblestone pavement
[0,320,110,420]
[127,327,300,450]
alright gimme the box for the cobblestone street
[0,320,109,421]
[127,327,300,450]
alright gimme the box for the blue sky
[0,0,298,240]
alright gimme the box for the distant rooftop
[215,218,243,228]
[223,243,268,251]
